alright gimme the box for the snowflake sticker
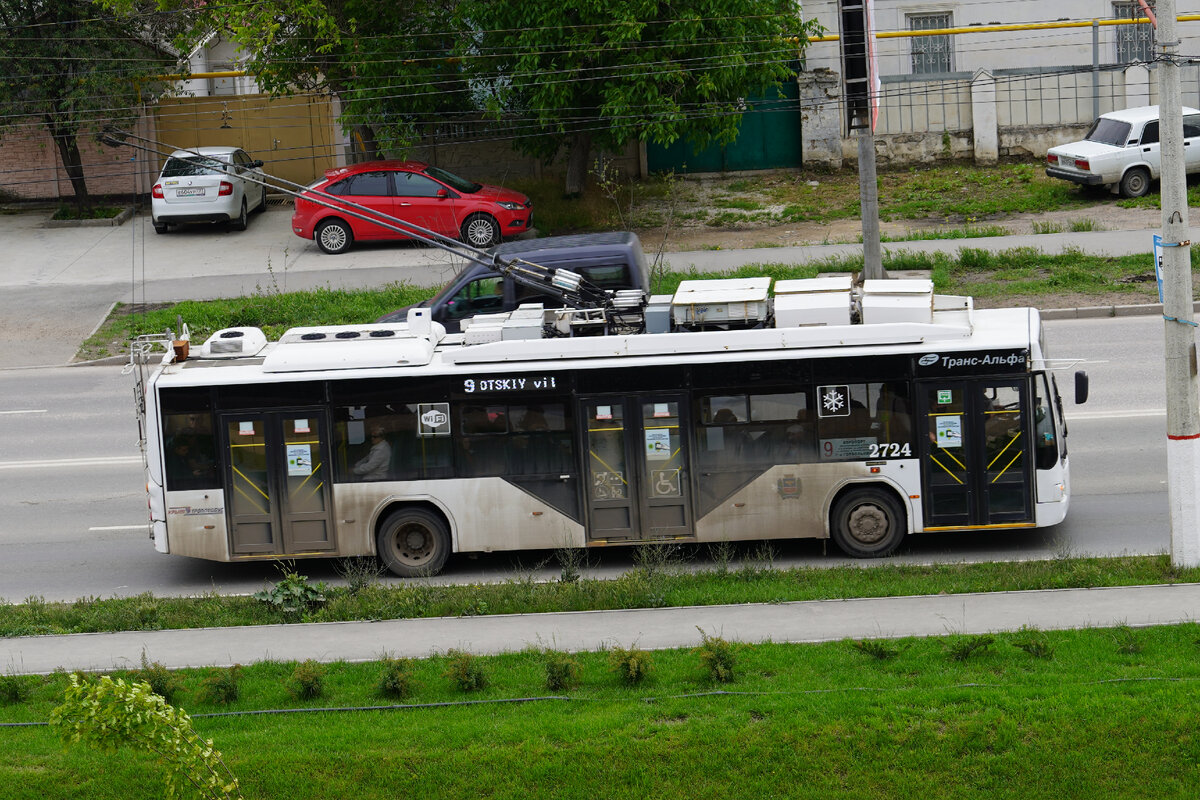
[818,385,851,418]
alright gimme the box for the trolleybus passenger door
[582,396,693,541]
[222,411,337,556]
[917,381,1033,529]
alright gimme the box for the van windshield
[1084,118,1133,147]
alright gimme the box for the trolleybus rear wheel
[376,508,451,577]
[830,488,906,558]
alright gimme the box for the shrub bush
[199,665,242,705]
[377,657,417,699]
[443,650,487,692]
[543,650,581,692]
[288,660,326,700]
[609,644,653,686]
[694,628,738,684]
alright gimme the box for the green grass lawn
[3,625,1200,798]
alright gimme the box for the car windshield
[161,155,231,178]
[1084,118,1133,147]
[424,165,482,194]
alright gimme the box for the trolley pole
[1157,0,1200,567]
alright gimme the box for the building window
[1114,2,1155,63]
[908,13,954,74]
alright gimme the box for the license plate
[1060,156,1075,169]
[175,187,205,197]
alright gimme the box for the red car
[291,160,532,253]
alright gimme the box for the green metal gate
[646,83,803,174]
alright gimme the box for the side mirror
[250,160,264,169]
[437,188,449,199]
[1075,370,1089,405]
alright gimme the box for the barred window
[1114,2,1155,63]
[909,13,954,74]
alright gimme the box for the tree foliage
[464,0,822,194]
[50,674,243,800]
[0,0,189,210]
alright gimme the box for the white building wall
[801,1,1190,78]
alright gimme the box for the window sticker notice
[418,403,450,437]
[238,421,255,436]
[596,405,613,421]
[287,444,312,476]
[937,389,953,405]
[936,416,963,448]
[293,418,311,434]
[645,428,672,460]
[653,403,671,418]
[818,385,850,418]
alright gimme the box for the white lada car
[1045,105,1200,198]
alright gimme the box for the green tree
[465,0,822,195]
[0,0,187,211]
[51,674,242,800]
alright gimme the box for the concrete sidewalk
[4,583,1199,676]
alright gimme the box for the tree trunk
[563,131,593,198]
[46,119,91,215]
[351,123,381,162]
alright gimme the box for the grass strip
[2,625,1200,798]
[81,246,1194,360]
[4,553,1198,637]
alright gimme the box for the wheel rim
[844,502,891,545]
[465,217,496,247]
[392,522,435,567]
[320,224,347,251]
[1128,173,1147,195]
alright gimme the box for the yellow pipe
[807,14,1200,43]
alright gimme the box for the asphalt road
[0,315,1171,602]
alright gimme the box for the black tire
[830,487,907,558]
[253,188,268,213]
[152,220,169,234]
[376,508,451,577]
[460,213,500,248]
[316,218,353,254]
[230,199,248,231]
[1118,167,1151,198]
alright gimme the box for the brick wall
[0,114,157,201]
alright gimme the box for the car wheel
[461,213,500,248]
[376,508,451,577]
[152,221,169,235]
[253,186,268,213]
[230,199,248,231]
[316,219,353,254]
[1119,167,1151,198]
[830,488,907,558]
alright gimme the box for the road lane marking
[89,525,149,531]
[0,409,47,415]
[0,456,142,470]
[1068,410,1166,420]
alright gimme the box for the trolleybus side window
[333,403,453,481]
[160,391,219,491]
[816,381,913,460]
[1033,373,1059,469]
[697,391,813,466]
[459,402,574,477]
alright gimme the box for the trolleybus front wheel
[830,488,906,558]
[376,508,451,577]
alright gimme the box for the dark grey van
[377,231,651,332]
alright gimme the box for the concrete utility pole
[1156,0,1200,567]
[838,0,885,280]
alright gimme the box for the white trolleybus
[129,274,1087,577]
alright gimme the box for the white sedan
[151,146,268,234]
[1046,105,1200,198]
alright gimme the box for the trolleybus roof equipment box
[774,276,853,327]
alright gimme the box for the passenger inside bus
[352,427,392,480]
